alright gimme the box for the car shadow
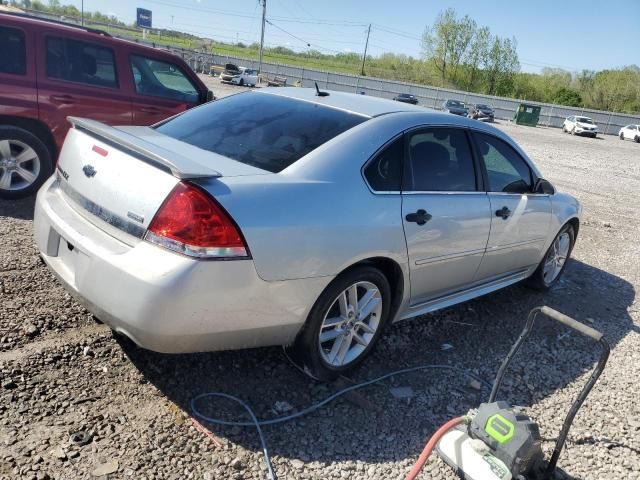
[117,258,635,476]
[0,195,36,221]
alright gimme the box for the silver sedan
[34,88,581,380]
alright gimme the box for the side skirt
[396,268,532,322]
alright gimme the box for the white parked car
[561,116,598,138]
[230,67,259,87]
[619,124,640,143]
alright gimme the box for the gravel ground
[1,84,639,480]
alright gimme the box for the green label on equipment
[485,414,515,444]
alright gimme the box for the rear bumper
[34,177,330,353]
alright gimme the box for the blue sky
[65,0,638,73]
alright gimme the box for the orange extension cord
[405,416,467,480]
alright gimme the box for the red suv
[0,13,213,199]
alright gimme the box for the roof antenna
[314,81,329,97]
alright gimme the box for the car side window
[130,55,199,103]
[46,36,118,88]
[0,27,26,75]
[474,132,532,194]
[405,128,477,192]
[364,136,403,191]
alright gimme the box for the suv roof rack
[2,11,112,37]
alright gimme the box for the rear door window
[46,36,118,88]
[130,55,200,103]
[405,128,477,192]
[155,92,367,173]
[0,27,26,75]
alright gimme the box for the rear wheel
[635,136,640,143]
[0,126,53,200]
[619,132,624,140]
[288,266,391,381]
[239,78,244,86]
[526,223,575,291]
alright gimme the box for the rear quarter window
[0,27,26,75]
[155,92,367,173]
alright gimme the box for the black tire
[526,223,576,291]
[635,136,640,143]
[619,132,624,140]
[288,266,392,381]
[0,126,53,200]
[239,79,244,86]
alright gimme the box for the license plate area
[57,236,80,284]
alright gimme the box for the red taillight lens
[145,182,248,259]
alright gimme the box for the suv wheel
[0,126,53,199]
[288,266,391,381]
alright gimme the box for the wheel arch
[566,216,580,240]
[339,256,406,323]
[0,115,58,160]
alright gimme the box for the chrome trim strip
[415,248,485,266]
[403,191,485,195]
[487,238,546,251]
[54,172,146,239]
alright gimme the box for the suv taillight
[144,182,249,259]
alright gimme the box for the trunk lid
[55,117,267,245]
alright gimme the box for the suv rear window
[0,27,26,75]
[156,92,368,173]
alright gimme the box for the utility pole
[360,24,371,76]
[258,0,266,75]
[81,0,84,26]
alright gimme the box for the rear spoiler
[67,117,222,179]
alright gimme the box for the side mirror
[206,90,216,102]
[534,178,555,195]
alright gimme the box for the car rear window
[155,92,368,173]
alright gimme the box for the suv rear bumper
[34,176,329,353]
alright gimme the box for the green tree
[421,8,477,85]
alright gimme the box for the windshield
[477,104,491,109]
[447,100,464,107]
[576,117,593,124]
[155,92,367,173]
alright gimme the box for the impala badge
[82,165,97,178]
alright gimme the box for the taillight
[144,182,249,259]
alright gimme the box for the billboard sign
[136,8,152,28]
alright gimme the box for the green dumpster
[513,103,541,127]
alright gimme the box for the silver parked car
[34,88,581,379]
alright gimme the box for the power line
[265,19,342,54]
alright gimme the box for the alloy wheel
[543,232,571,285]
[318,281,382,367]
[0,139,41,191]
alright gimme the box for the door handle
[140,106,163,113]
[50,94,74,104]
[495,206,512,219]
[405,209,432,225]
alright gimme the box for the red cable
[405,416,466,480]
